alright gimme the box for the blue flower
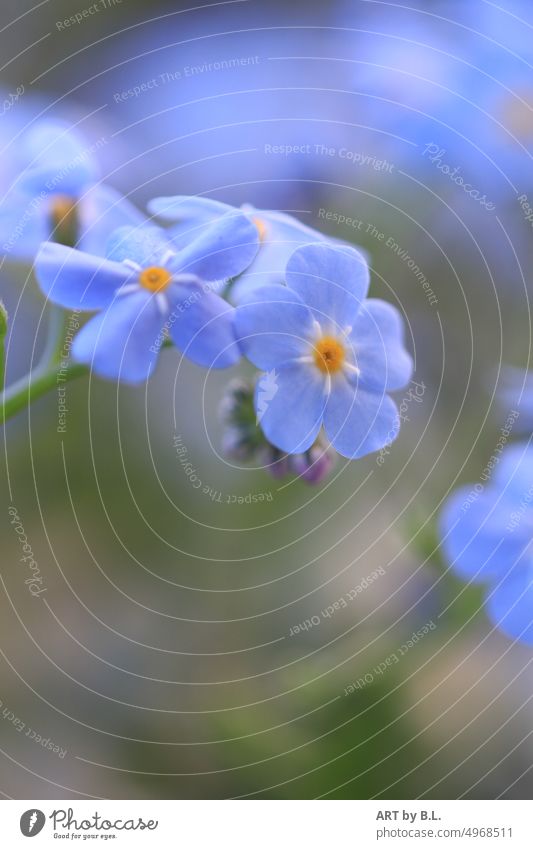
[0,120,144,260]
[149,195,358,304]
[234,242,413,459]
[440,442,533,644]
[337,0,533,202]
[89,9,369,203]
[218,377,337,484]
[497,367,533,433]
[35,212,259,383]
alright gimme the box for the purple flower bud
[289,443,336,484]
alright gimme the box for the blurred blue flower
[0,120,144,259]
[235,242,413,458]
[35,213,259,383]
[447,15,533,198]
[338,0,533,201]
[497,366,533,433]
[85,6,387,206]
[331,2,475,177]
[149,194,356,304]
[440,442,533,644]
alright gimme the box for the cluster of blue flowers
[4,118,530,644]
[1,120,413,477]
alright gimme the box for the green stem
[0,359,88,424]
[1,204,92,424]
[41,304,68,364]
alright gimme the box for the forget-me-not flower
[148,195,356,304]
[35,212,259,383]
[439,442,533,644]
[234,242,413,459]
[0,120,144,259]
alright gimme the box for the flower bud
[288,439,337,484]
[219,379,262,461]
[219,380,336,484]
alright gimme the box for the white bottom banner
[0,800,530,847]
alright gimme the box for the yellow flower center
[50,194,77,222]
[252,216,268,242]
[49,194,79,246]
[313,336,346,374]
[139,266,172,293]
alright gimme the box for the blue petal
[0,193,48,262]
[229,210,330,304]
[35,242,133,310]
[493,442,533,501]
[349,299,413,392]
[79,184,147,257]
[285,242,370,331]
[324,377,399,459]
[439,486,532,583]
[234,284,314,370]
[169,211,259,283]
[148,195,232,223]
[72,290,164,383]
[485,566,533,644]
[497,367,533,434]
[150,196,236,252]
[106,225,171,266]
[19,121,98,196]
[168,283,240,368]
[254,363,326,454]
